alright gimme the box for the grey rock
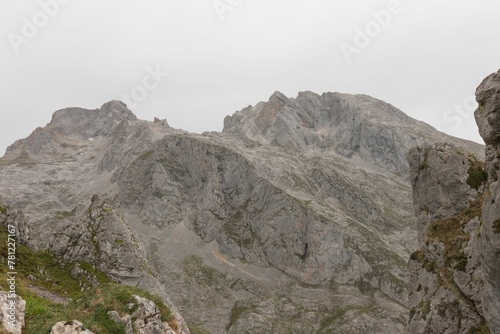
[50,320,94,334]
[475,68,500,333]
[129,295,177,334]
[223,91,484,176]
[406,143,487,334]
[112,295,177,334]
[108,310,128,325]
[0,292,25,334]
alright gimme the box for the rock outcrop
[0,292,25,334]
[50,320,95,334]
[475,69,500,333]
[406,69,500,334]
[0,91,484,333]
[109,295,177,334]
[407,144,488,333]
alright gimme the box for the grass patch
[225,303,249,331]
[424,195,484,273]
[0,225,173,333]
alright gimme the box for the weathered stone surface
[408,143,484,239]
[50,320,94,334]
[109,295,177,334]
[127,295,177,334]
[475,68,500,333]
[223,91,483,176]
[0,292,25,334]
[407,143,487,333]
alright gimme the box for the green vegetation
[0,225,174,333]
[420,150,429,171]
[182,255,221,286]
[22,283,174,333]
[466,160,488,190]
[55,210,76,219]
[411,249,437,273]
[225,304,250,331]
[410,250,425,262]
[453,252,468,272]
[424,195,484,273]
[139,150,154,160]
[0,206,7,215]
[467,322,492,334]
[409,308,416,322]
[493,219,500,234]
[189,324,212,334]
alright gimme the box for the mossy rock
[467,160,488,190]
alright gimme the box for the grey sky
[1,0,500,155]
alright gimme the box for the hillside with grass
[0,222,186,333]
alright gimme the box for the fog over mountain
[2,0,500,155]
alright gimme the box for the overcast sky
[1,0,500,155]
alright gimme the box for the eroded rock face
[223,91,483,176]
[108,295,177,334]
[45,195,191,334]
[475,69,500,333]
[128,295,177,334]
[408,144,485,239]
[407,144,488,333]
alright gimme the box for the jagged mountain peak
[223,91,484,175]
[4,100,139,159]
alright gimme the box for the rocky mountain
[0,90,484,333]
[406,69,500,334]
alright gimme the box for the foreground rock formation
[0,93,484,333]
[407,144,488,333]
[475,69,500,332]
[407,69,500,334]
[0,292,25,334]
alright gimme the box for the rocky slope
[0,93,484,333]
[0,197,188,333]
[406,69,500,334]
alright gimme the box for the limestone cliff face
[407,144,488,333]
[0,92,484,333]
[406,69,500,334]
[475,69,500,333]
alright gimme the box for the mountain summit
[0,91,484,333]
[223,91,482,175]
